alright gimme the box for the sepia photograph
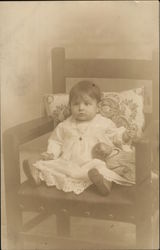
[1,1,159,250]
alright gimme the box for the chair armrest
[3,116,54,145]
[3,117,54,191]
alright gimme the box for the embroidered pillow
[43,94,70,126]
[43,87,144,138]
[99,88,144,138]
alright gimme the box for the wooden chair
[3,47,158,250]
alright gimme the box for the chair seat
[18,181,136,222]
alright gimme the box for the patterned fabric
[43,88,144,138]
[43,94,70,126]
[100,88,145,138]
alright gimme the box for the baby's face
[70,95,98,122]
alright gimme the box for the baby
[24,81,133,196]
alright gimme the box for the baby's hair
[69,81,101,104]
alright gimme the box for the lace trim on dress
[39,170,92,195]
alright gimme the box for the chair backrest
[51,47,158,128]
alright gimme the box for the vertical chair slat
[135,139,152,249]
[52,47,66,93]
[152,50,159,120]
[3,132,23,250]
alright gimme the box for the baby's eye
[84,102,90,106]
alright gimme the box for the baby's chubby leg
[46,160,90,180]
[65,159,111,181]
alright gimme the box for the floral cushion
[43,94,70,125]
[99,88,144,138]
[43,87,144,138]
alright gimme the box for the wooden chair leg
[6,193,24,250]
[56,209,71,237]
[136,214,152,249]
[135,137,153,249]
[136,181,152,249]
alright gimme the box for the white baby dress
[34,114,134,194]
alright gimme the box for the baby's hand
[123,125,137,142]
[122,131,131,143]
[126,125,137,138]
[113,135,122,148]
[41,152,55,161]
